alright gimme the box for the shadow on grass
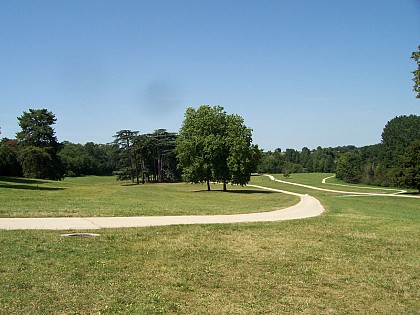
[0,177,64,191]
[400,191,420,196]
[191,189,275,194]
[0,184,64,191]
[0,176,47,185]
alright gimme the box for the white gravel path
[268,175,420,198]
[0,183,324,230]
[2,174,417,231]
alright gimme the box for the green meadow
[0,176,297,218]
[0,174,419,314]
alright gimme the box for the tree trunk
[158,152,163,183]
[140,157,145,184]
[135,160,140,185]
[206,179,211,191]
[223,182,227,191]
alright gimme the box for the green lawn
[0,174,419,314]
[264,173,413,194]
[0,176,297,218]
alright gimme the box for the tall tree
[394,140,420,192]
[335,151,362,183]
[113,130,140,183]
[176,105,260,191]
[411,45,420,98]
[148,129,177,183]
[16,109,63,179]
[224,113,261,189]
[0,138,22,176]
[381,115,420,168]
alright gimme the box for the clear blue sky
[1,0,419,151]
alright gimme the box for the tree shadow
[0,177,64,191]
[0,176,46,185]
[191,189,274,194]
[0,183,64,191]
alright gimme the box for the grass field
[0,176,297,218]
[0,174,419,314]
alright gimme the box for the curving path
[2,174,417,230]
[268,175,420,198]
[321,175,407,194]
[0,183,324,231]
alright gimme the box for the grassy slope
[0,174,419,314]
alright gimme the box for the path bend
[0,184,324,230]
[267,175,420,198]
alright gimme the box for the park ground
[0,174,419,314]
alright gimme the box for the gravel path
[3,174,415,231]
[0,183,324,230]
[268,175,420,198]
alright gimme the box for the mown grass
[266,173,413,194]
[0,174,419,314]
[0,176,297,217]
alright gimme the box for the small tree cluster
[113,129,179,184]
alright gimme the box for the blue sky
[1,0,419,151]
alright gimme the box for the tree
[112,129,179,184]
[394,140,420,192]
[335,151,363,183]
[59,142,115,177]
[176,105,260,191]
[411,45,420,98]
[257,148,285,174]
[148,129,177,183]
[381,115,420,168]
[299,147,313,172]
[113,130,140,183]
[16,109,63,179]
[0,138,22,176]
[224,114,261,188]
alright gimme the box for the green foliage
[335,151,363,183]
[113,129,179,184]
[0,138,22,176]
[176,105,260,190]
[411,45,420,98]
[17,145,62,179]
[59,142,115,177]
[330,115,420,190]
[113,130,140,183]
[258,146,356,175]
[381,115,420,167]
[394,140,420,192]
[16,109,63,180]
[16,108,58,146]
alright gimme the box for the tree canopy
[113,129,179,184]
[15,109,63,180]
[175,105,260,191]
[381,115,420,167]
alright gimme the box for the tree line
[1,109,419,192]
[257,145,357,175]
[258,115,420,192]
[0,109,181,183]
[0,106,260,190]
[335,115,420,192]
